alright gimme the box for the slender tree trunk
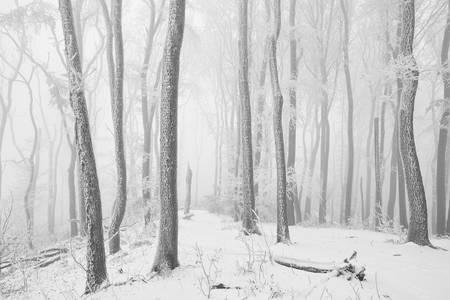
[47,139,56,234]
[341,0,354,225]
[286,0,299,225]
[233,102,241,222]
[184,164,192,215]
[436,0,450,235]
[387,114,399,223]
[59,0,107,292]
[305,107,320,221]
[68,140,78,236]
[365,95,376,223]
[269,0,290,243]
[374,117,382,230]
[239,0,259,235]
[398,0,430,246]
[108,0,127,255]
[152,0,185,273]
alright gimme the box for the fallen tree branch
[274,251,365,281]
[1,247,68,270]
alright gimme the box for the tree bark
[59,0,107,292]
[152,0,185,273]
[340,0,354,225]
[269,0,290,243]
[436,0,450,236]
[398,0,430,246]
[239,0,259,235]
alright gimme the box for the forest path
[1,210,449,299]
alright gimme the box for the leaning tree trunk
[269,0,290,243]
[68,139,78,237]
[184,164,192,215]
[108,0,127,255]
[286,0,299,225]
[436,0,450,236]
[398,0,430,246]
[374,117,383,230]
[341,0,354,225]
[239,0,259,235]
[151,0,185,273]
[59,0,107,292]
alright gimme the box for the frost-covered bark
[398,0,430,246]
[269,0,290,243]
[107,0,127,255]
[436,0,450,236]
[184,164,192,215]
[340,0,354,225]
[286,0,299,225]
[59,0,107,292]
[152,0,185,273]
[239,0,259,235]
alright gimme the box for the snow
[1,210,449,299]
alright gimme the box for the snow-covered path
[1,210,449,299]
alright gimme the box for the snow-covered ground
[1,210,449,299]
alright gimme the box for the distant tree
[152,0,185,273]
[269,0,290,243]
[58,0,107,292]
[184,164,192,215]
[398,0,431,246]
[239,0,259,235]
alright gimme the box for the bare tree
[340,0,354,225]
[268,0,290,243]
[152,0,185,273]
[59,0,107,292]
[398,0,430,246]
[436,0,450,235]
[239,0,259,235]
[184,164,192,215]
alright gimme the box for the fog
[0,0,449,299]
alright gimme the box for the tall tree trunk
[108,0,127,255]
[341,0,354,225]
[286,0,299,225]
[47,139,56,234]
[364,96,376,223]
[68,139,78,237]
[374,117,382,230]
[436,0,450,236]
[305,107,320,221]
[59,0,107,292]
[184,164,192,215]
[269,0,290,243]
[152,0,185,273]
[233,102,241,222]
[239,0,259,235]
[398,0,430,246]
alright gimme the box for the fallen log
[183,213,194,220]
[274,251,365,281]
[0,247,68,270]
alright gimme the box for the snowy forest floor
[1,210,449,299]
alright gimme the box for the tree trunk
[59,0,107,292]
[184,164,192,215]
[269,0,290,243]
[398,0,430,246]
[108,0,127,255]
[239,0,259,235]
[374,117,382,230]
[286,0,299,225]
[305,107,320,221]
[151,0,185,273]
[341,0,354,225]
[68,139,78,237]
[436,0,450,236]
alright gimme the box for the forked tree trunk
[436,0,450,236]
[151,0,185,273]
[269,0,290,243]
[398,0,430,246]
[59,0,107,292]
[341,0,354,225]
[239,0,259,235]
